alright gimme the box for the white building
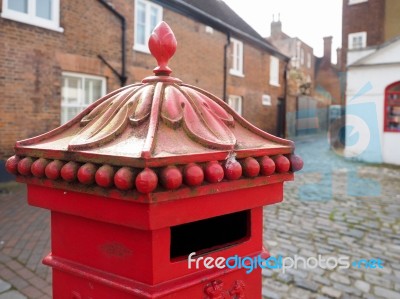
[345,36,400,165]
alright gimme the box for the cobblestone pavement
[262,135,400,299]
[0,184,51,299]
[0,135,399,298]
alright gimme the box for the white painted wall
[346,50,400,164]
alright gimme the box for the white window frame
[1,0,63,32]
[134,0,163,53]
[228,95,242,115]
[348,32,367,49]
[61,72,106,124]
[229,38,244,77]
[262,95,272,106]
[348,0,368,5]
[269,56,280,87]
[307,53,312,68]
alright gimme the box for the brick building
[314,36,342,106]
[341,0,400,69]
[269,19,315,97]
[268,19,331,136]
[0,0,289,178]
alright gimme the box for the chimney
[323,36,333,64]
[271,14,282,37]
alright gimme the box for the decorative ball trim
[6,153,303,194]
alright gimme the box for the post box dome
[6,22,302,200]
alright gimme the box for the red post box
[6,22,302,298]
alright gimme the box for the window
[300,48,305,65]
[230,38,244,76]
[270,56,280,86]
[134,0,163,53]
[1,0,63,32]
[262,95,272,106]
[205,26,214,34]
[348,0,368,5]
[384,81,400,132]
[228,95,242,115]
[307,53,312,68]
[61,73,106,124]
[348,32,367,49]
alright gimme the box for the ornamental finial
[148,21,177,76]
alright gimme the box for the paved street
[0,134,399,298]
[263,135,400,299]
[0,185,51,299]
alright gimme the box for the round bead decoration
[95,165,115,188]
[61,161,80,182]
[77,163,97,185]
[160,166,182,190]
[259,156,276,176]
[31,158,49,178]
[45,160,64,180]
[114,167,136,190]
[204,161,224,183]
[183,163,204,186]
[224,159,242,180]
[242,157,260,178]
[5,155,20,174]
[136,168,158,193]
[18,157,34,176]
[289,154,304,172]
[273,155,290,173]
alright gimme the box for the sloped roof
[349,35,400,67]
[183,0,264,41]
[152,0,288,61]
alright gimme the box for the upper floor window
[1,0,63,32]
[270,56,280,86]
[134,0,163,53]
[348,0,368,5]
[61,73,106,125]
[300,49,305,65]
[230,38,244,77]
[384,81,400,132]
[228,95,242,115]
[307,53,312,68]
[348,32,367,49]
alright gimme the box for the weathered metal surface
[5,22,302,197]
[8,23,298,170]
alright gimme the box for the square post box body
[6,22,302,299]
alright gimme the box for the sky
[222,0,343,63]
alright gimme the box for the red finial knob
[148,21,177,76]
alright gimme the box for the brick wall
[341,0,385,69]
[0,0,286,160]
[0,0,125,159]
